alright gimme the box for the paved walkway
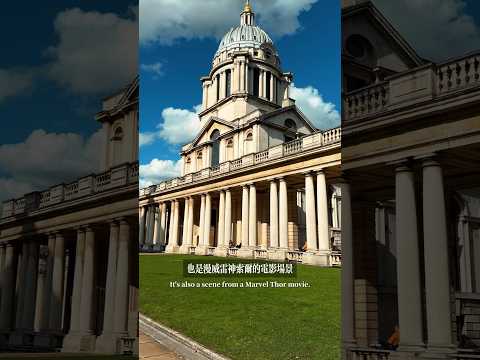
[140,331,184,360]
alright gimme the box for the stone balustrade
[349,349,391,360]
[343,51,480,121]
[227,248,239,256]
[1,162,139,219]
[287,251,303,263]
[254,249,268,259]
[140,128,341,197]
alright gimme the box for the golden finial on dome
[244,0,252,13]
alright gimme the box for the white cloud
[158,105,202,144]
[139,158,182,188]
[0,69,33,102]
[141,105,202,147]
[373,0,480,61]
[139,132,157,147]
[141,62,164,79]
[46,7,138,94]
[0,129,105,202]
[140,0,317,45]
[290,84,340,130]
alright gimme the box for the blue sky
[0,1,137,201]
[139,0,341,185]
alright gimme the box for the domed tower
[198,1,294,124]
[181,1,316,176]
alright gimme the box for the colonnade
[0,219,133,353]
[140,171,337,264]
[341,156,453,356]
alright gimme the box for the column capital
[303,171,314,177]
[242,184,249,189]
[248,182,255,188]
[316,169,325,175]
[387,158,412,171]
[416,153,441,168]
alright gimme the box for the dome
[215,1,276,57]
[216,24,275,56]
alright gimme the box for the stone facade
[0,78,139,354]
[342,1,480,359]
[139,3,342,267]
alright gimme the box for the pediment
[342,2,424,72]
[189,117,235,149]
[260,106,317,133]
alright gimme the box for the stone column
[0,245,5,301]
[167,201,175,249]
[305,173,317,251]
[203,193,212,247]
[182,198,189,245]
[34,244,48,331]
[79,227,95,335]
[14,241,29,330]
[69,229,85,334]
[49,233,65,332]
[245,64,250,94]
[279,178,289,249]
[0,244,15,330]
[113,220,130,335]
[395,164,424,351]
[173,200,180,247]
[147,206,155,246]
[340,181,356,352]
[421,157,453,352]
[248,184,257,247]
[241,185,249,246]
[269,180,279,248]
[97,221,119,348]
[317,171,330,252]
[152,205,160,246]
[160,203,167,246]
[199,195,206,246]
[22,241,38,330]
[259,70,264,98]
[270,74,276,102]
[224,189,232,247]
[187,197,194,246]
[218,191,225,247]
[139,206,146,246]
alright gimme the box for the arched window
[216,74,220,101]
[113,126,124,140]
[244,131,253,154]
[196,151,203,170]
[225,69,231,97]
[253,68,260,97]
[112,126,124,166]
[226,138,234,161]
[210,130,221,166]
[344,34,375,66]
[284,118,297,130]
[185,157,191,174]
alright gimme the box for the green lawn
[140,254,340,360]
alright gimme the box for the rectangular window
[265,71,271,100]
[225,69,231,97]
[253,68,260,97]
[216,74,220,101]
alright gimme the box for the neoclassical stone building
[342,1,480,359]
[0,78,139,354]
[139,2,342,266]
